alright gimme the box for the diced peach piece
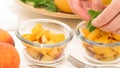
[93,46,115,56]
[101,55,115,61]
[94,54,104,60]
[113,34,120,41]
[48,47,59,58]
[95,36,109,43]
[32,23,43,34]
[85,45,94,53]
[26,47,43,60]
[81,27,90,38]
[39,48,49,55]
[22,34,35,41]
[41,35,47,44]
[41,55,54,61]
[46,40,55,44]
[87,29,100,40]
[50,34,65,43]
[112,46,120,57]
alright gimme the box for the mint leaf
[21,0,34,3]
[33,0,57,12]
[21,0,57,12]
[44,0,57,12]
[87,10,102,32]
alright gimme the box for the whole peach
[0,29,14,46]
[0,42,20,68]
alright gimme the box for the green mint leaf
[21,0,34,3]
[34,0,57,12]
[88,10,96,17]
[87,10,102,32]
[44,0,57,12]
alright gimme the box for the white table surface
[1,0,119,68]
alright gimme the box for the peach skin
[0,29,14,46]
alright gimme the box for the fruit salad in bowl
[76,21,120,64]
[16,19,73,65]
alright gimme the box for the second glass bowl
[76,21,120,64]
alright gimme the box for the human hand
[92,0,120,34]
[69,0,103,21]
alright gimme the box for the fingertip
[91,19,98,27]
[114,29,120,35]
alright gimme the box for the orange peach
[0,29,14,46]
[0,42,20,68]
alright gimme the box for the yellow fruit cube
[41,35,48,44]
[95,36,109,43]
[87,29,100,40]
[85,46,94,53]
[101,55,115,62]
[81,27,90,38]
[41,55,54,61]
[48,47,59,58]
[46,40,55,44]
[32,23,43,33]
[113,34,120,41]
[39,48,49,55]
[26,47,42,60]
[22,34,35,41]
[94,54,103,60]
[51,34,65,43]
[112,46,120,57]
[93,46,114,55]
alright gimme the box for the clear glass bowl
[16,19,73,65]
[75,21,120,64]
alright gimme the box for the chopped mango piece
[112,46,120,57]
[39,48,49,55]
[46,40,55,44]
[113,34,120,41]
[26,47,43,60]
[41,55,54,61]
[32,23,43,34]
[87,29,100,40]
[81,27,90,38]
[94,54,104,60]
[95,36,109,43]
[93,46,114,55]
[50,34,65,43]
[41,35,48,44]
[22,34,35,41]
[48,47,58,58]
[86,46,94,53]
[101,55,115,62]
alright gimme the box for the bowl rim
[16,18,74,48]
[75,21,120,47]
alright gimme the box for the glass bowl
[16,18,73,65]
[75,21,120,64]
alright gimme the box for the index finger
[92,0,102,11]
[92,0,120,27]
[68,0,90,21]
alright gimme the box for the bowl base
[23,49,65,66]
